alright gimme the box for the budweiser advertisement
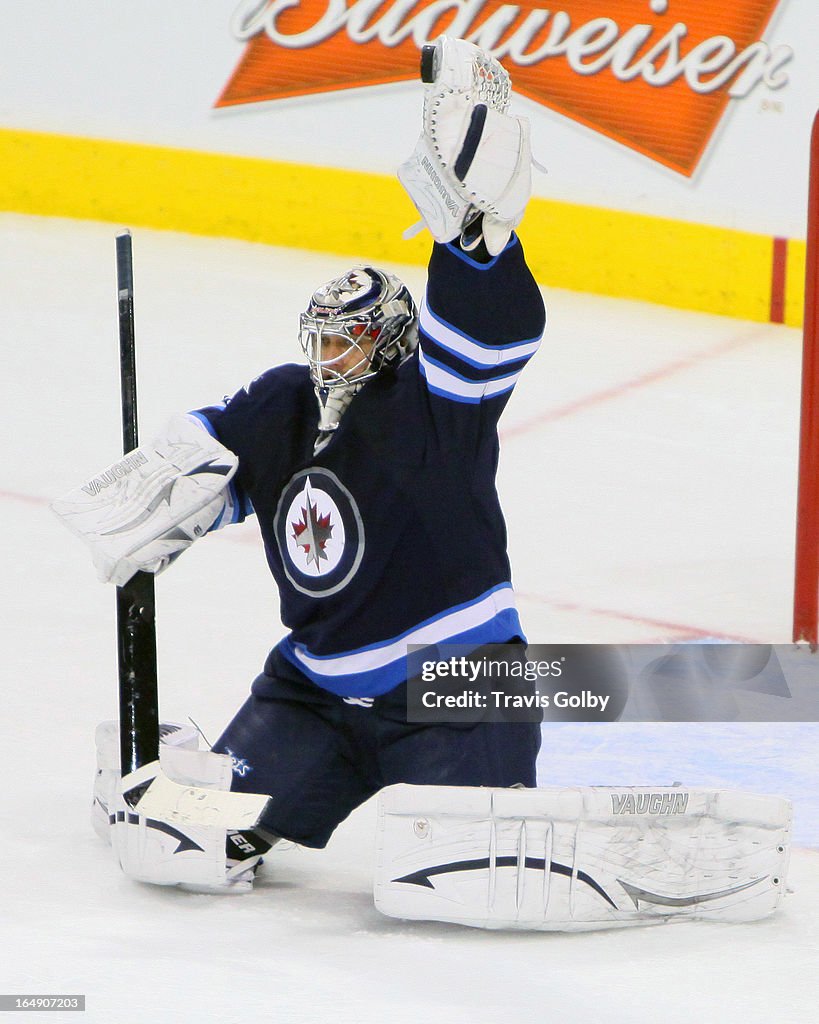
[217,0,792,177]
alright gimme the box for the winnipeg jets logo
[274,468,365,597]
[291,478,334,570]
[283,475,345,577]
[313,269,377,310]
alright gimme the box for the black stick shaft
[115,231,160,779]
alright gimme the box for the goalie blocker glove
[51,413,239,586]
[398,36,536,256]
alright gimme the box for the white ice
[2,214,817,1023]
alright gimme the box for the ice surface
[2,214,817,1022]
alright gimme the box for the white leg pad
[93,722,269,893]
[110,756,262,893]
[93,721,199,842]
[374,785,792,931]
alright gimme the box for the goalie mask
[299,267,417,391]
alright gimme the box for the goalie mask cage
[793,110,819,649]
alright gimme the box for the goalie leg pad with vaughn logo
[374,784,792,931]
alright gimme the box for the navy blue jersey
[194,238,545,697]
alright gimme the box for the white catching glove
[398,36,537,256]
[51,414,239,586]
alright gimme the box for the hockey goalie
[52,36,791,929]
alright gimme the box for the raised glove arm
[51,413,239,586]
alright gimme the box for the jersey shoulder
[229,362,311,406]
[197,363,311,425]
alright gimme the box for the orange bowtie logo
[216,0,790,176]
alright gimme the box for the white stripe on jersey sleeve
[420,296,543,369]
[418,347,524,403]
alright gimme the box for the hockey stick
[112,233,269,829]
[115,230,160,789]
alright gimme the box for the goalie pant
[211,647,541,849]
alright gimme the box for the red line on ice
[500,328,767,441]
[0,489,50,507]
[516,591,757,643]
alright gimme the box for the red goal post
[793,110,819,649]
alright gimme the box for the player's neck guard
[314,382,360,454]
